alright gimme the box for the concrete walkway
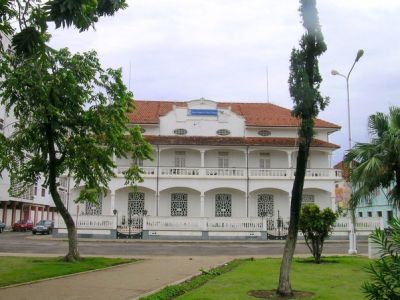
[0,256,235,300]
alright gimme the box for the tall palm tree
[344,106,400,208]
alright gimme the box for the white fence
[55,215,383,237]
[56,214,117,230]
[334,217,384,232]
[143,216,288,233]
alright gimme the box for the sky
[49,0,400,164]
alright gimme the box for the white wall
[160,149,200,167]
[204,149,245,168]
[248,150,288,168]
[245,127,329,141]
[159,188,200,217]
[249,189,290,219]
[114,187,156,223]
[159,102,246,137]
[292,150,330,168]
[204,189,246,218]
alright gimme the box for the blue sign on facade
[189,109,218,116]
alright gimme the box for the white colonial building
[0,104,56,228]
[54,98,355,239]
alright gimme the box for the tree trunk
[277,137,311,296]
[45,116,80,262]
[49,180,80,262]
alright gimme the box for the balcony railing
[116,166,342,179]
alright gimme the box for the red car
[12,220,33,232]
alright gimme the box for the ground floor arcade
[0,201,56,227]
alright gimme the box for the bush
[299,204,337,263]
[362,218,400,299]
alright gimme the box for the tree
[299,204,337,264]
[0,47,152,261]
[0,1,152,262]
[1,1,128,53]
[344,107,400,208]
[362,218,400,299]
[277,0,328,296]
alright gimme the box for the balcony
[116,166,342,180]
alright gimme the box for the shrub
[362,218,400,299]
[299,204,337,263]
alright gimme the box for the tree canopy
[345,106,400,208]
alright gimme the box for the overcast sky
[49,0,400,164]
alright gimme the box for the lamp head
[331,70,340,76]
[355,49,364,62]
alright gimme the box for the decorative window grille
[302,194,315,206]
[175,151,186,167]
[0,118,3,130]
[216,129,230,136]
[257,129,271,136]
[259,153,271,169]
[173,128,187,135]
[171,193,188,216]
[128,192,145,215]
[257,194,274,217]
[85,195,103,215]
[218,152,229,168]
[215,194,232,217]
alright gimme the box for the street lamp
[331,49,364,255]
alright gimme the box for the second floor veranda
[114,145,342,180]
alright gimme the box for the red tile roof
[144,135,339,149]
[128,100,340,129]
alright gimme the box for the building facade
[356,187,399,228]
[0,104,56,228]
[57,98,344,239]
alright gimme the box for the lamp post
[331,49,364,255]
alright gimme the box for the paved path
[0,256,233,300]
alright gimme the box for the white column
[288,194,292,215]
[200,150,205,168]
[287,151,293,168]
[155,193,159,216]
[112,153,117,173]
[328,153,332,168]
[331,193,336,211]
[110,191,115,214]
[200,192,205,217]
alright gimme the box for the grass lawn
[145,256,370,300]
[0,256,135,287]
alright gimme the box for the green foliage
[0,256,134,287]
[344,106,400,208]
[299,204,337,263]
[362,218,400,299]
[289,0,329,134]
[0,47,152,202]
[141,259,246,300]
[0,0,128,53]
[144,257,369,300]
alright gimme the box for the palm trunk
[277,136,311,296]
